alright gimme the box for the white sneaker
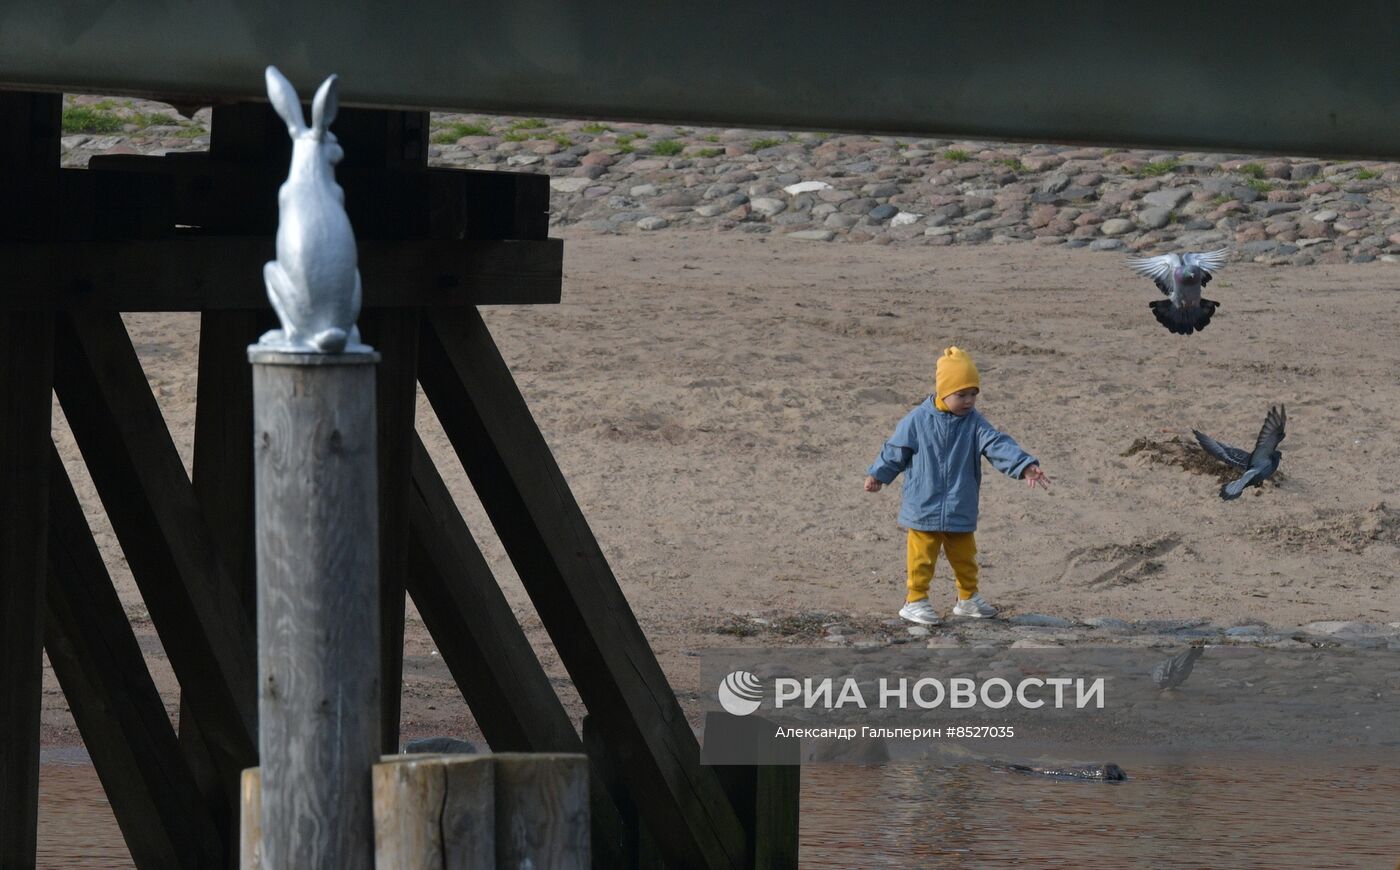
[899,599,942,626]
[952,594,998,619]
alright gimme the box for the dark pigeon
[1193,405,1286,500]
[1126,248,1230,335]
[1151,644,1204,690]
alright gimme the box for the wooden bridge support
[44,448,224,867]
[0,90,59,870]
[418,307,751,869]
[0,89,793,868]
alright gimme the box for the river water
[38,748,1400,868]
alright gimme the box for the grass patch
[1211,194,1232,206]
[1137,158,1180,177]
[62,106,123,134]
[751,137,783,150]
[651,139,684,156]
[997,157,1026,172]
[552,134,573,148]
[694,147,724,158]
[580,122,611,134]
[943,149,971,162]
[618,143,635,154]
[1355,168,1380,180]
[508,117,547,130]
[132,112,179,129]
[430,121,492,144]
[175,126,209,139]
[1238,162,1267,179]
[702,133,720,142]
[1246,178,1274,193]
[501,131,528,142]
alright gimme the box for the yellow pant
[906,530,978,602]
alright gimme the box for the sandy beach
[40,228,1400,747]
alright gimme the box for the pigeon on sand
[1193,405,1286,501]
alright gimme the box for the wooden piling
[251,350,381,869]
[0,310,54,870]
[492,753,590,870]
[372,754,494,870]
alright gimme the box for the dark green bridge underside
[1,1,1396,160]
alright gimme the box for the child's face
[943,388,979,416]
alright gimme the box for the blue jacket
[867,399,1037,532]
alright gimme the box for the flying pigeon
[1125,248,1231,335]
[1151,644,1204,690]
[1193,405,1286,501]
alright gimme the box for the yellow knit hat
[934,346,980,411]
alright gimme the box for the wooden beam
[582,716,665,870]
[418,308,749,870]
[0,89,58,870]
[406,436,580,752]
[52,308,257,785]
[192,311,262,623]
[0,92,61,241]
[360,310,421,755]
[406,437,631,870]
[44,447,225,868]
[210,104,431,172]
[181,309,265,848]
[0,311,53,870]
[78,157,549,241]
[0,237,561,311]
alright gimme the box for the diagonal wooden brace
[407,434,631,868]
[52,309,257,784]
[418,307,750,869]
[45,446,226,868]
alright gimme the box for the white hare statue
[257,65,368,353]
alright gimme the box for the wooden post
[581,715,665,870]
[0,89,58,870]
[252,350,381,869]
[360,310,421,756]
[0,310,53,869]
[493,754,590,870]
[372,755,494,870]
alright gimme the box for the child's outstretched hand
[1023,465,1051,490]
[863,475,883,493]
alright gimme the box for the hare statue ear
[311,74,339,136]
[265,66,308,136]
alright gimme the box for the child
[863,346,1049,625]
